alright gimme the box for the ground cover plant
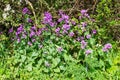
[0,0,120,80]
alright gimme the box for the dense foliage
[0,0,120,80]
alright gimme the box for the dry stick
[92,0,97,14]
[68,0,79,15]
[25,0,37,26]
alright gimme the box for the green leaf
[60,66,65,70]
[26,63,32,71]
[54,68,60,73]
[52,58,60,67]
[21,55,26,62]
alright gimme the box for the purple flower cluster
[58,10,69,23]
[16,24,24,36]
[43,12,55,27]
[22,7,31,14]
[62,24,70,31]
[102,43,112,52]
[79,9,90,19]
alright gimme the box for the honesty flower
[32,38,36,42]
[77,37,80,41]
[45,61,50,67]
[86,34,91,39]
[28,41,32,46]
[9,27,13,33]
[28,18,32,23]
[39,44,43,48]
[22,33,27,39]
[22,7,31,14]
[102,43,112,52]
[81,40,87,49]
[30,30,35,38]
[57,47,63,52]
[62,24,70,30]
[85,49,92,55]
[55,27,60,34]
[62,14,69,20]
[43,12,52,24]
[69,32,74,37]
[36,29,42,35]
[92,30,97,34]
[17,38,20,43]
[16,24,24,35]
[81,22,87,27]
[81,9,87,15]
[31,26,36,31]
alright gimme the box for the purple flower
[71,21,76,25]
[81,40,87,49]
[81,22,87,27]
[28,18,32,23]
[16,24,24,35]
[81,10,87,15]
[17,24,24,32]
[86,34,91,39]
[62,24,70,30]
[79,16,82,19]
[80,36,84,40]
[17,38,20,43]
[22,7,31,14]
[43,12,52,24]
[45,61,50,67]
[69,32,74,37]
[59,10,63,15]
[22,33,27,38]
[77,37,81,41]
[36,29,42,35]
[32,38,36,42]
[39,44,43,48]
[0,32,2,34]
[58,18,63,22]
[49,22,55,27]
[55,27,60,34]
[28,41,32,46]
[9,27,13,33]
[31,26,36,30]
[62,14,69,20]
[85,13,90,18]
[62,30,68,34]
[92,30,97,34]
[58,11,69,23]
[85,50,92,55]
[57,47,63,52]
[30,30,35,38]
[102,43,112,52]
